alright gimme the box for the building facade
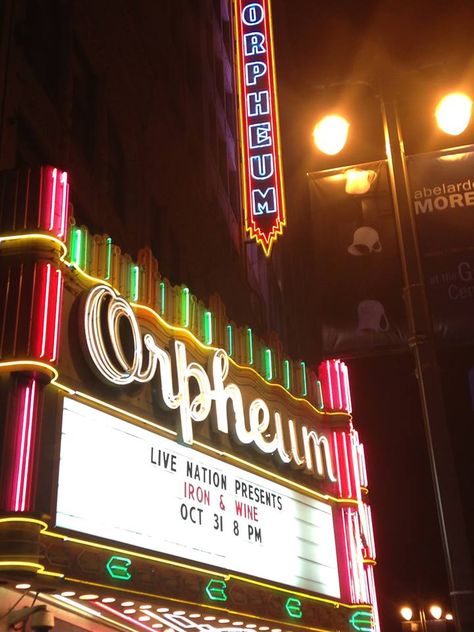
[0,0,284,336]
[0,2,379,631]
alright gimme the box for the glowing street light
[429,605,443,620]
[435,92,472,136]
[312,92,473,151]
[312,114,349,155]
[400,607,413,621]
[399,603,453,631]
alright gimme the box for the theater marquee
[0,165,379,632]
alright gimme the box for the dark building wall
[0,0,286,344]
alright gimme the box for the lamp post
[400,603,455,631]
[312,88,474,631]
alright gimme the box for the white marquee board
[56,397,340,598]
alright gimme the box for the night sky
[270,1,474,630]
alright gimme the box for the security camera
[30,608,54,632]
[7,606,54,632]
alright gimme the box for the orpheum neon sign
[81,285,336,482]
[234,0,286,256]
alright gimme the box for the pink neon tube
[51,269,63,362]
[59,171,68,238]
[40,167,69,238]
[49,168,58,231]
[11,378,38,512]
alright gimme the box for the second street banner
[409,146,474,346]
[308,146,474,358]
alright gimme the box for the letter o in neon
[107,293,143,376]
[242,2,264,26]
[83,284,143,385]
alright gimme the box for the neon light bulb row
[95,602,295,632]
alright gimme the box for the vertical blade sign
[234,0,286,256]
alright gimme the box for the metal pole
[381,94,474,631]
[419,607,428,632]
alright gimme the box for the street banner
[308,161,407,357]
[308,147,474,358]
[409,146,474,346]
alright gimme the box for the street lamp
[435,92,473,136]
[399,603,454,631]
[312,92,473,154]
[429,606,443,621]
[401,607,414,621]
[311,87,474,632]
[312,114,350,155]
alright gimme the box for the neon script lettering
[82,285,336,482]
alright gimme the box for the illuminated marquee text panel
[56,398,340,598]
